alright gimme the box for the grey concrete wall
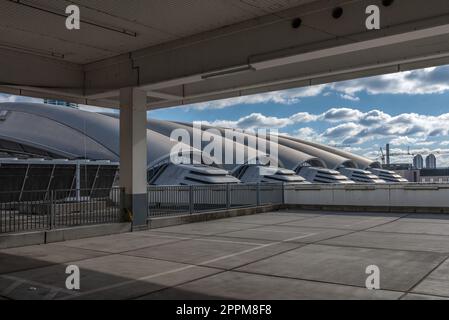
[0,223,131,249]
[148,205,283,229]
[284,183,449,212]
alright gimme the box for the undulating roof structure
[0,102,397,185]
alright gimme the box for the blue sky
[2,65,449,166]
[150,65,449,166]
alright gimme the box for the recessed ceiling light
[291,18,302,29]
[382,0,395,7]
[332,7,343,19]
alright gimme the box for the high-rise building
[413,154,424,169]
[426,154,437,169]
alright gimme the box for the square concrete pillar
[120,87,148,230]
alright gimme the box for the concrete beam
[0,47,83,97]
[2,0,449,109]
[82,0,449,108]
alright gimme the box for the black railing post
[189,185,194,215]
[49,190,55,230]
[120,187,127,222]
[145,186,149,219]
[226,184,230,210]
[281,183,285,205]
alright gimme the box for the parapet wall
[284,184,449,213]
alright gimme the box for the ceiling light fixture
[201,65,256,80]
[291,18,302,29]
[0,42,65,58]
[332,7,344,19]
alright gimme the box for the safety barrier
[0,187,123,234]
[147,183,284,217]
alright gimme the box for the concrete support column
[120,87,148,230]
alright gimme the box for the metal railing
[51,188,122,228]
[0,190,50,234]
[0,184,285,234]
[0,187,123,234]
[148,183,284,217]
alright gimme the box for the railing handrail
[147,183,284,218]
[0,187,123,234]
[0,186,123,195]
[1,184,285,234]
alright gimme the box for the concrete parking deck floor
[2,210,449,300]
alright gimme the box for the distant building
[44,99,78,109]
[413,154,424,169]
[402,169,421,182]
[383,163,418,182]
[425,154,437,169]
[420,168,449,183]
[383,163,412,171]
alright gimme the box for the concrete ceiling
[1,0,449,109]
[0,0,317,64]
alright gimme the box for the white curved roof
[0,102,376,173]
[0,103,192,167]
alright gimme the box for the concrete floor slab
[401,214,449,224]
[219,225,352,243]
[279,214,400,230]
[0,254,220,300]
[265,210,324,217]
[412,258,449,297]
[217,214,312,226]
[152,221,261,236]
[3,210,449,300]
[54,232,185,254]
[0,244,107,275]
[124,238,258,265]
[370,221,449,236]
[125,237,303,270]
[139,271,402,300]
[285,210,405,219]
[237,244,446,292]
[319,211,406,218]
[401,293,449,300]
[281,210,345,216]
[321,231,449,253]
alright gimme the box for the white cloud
[318,109,449,145]
[331,66,449,96]
[390,136,419,146]
[188,85,326,110]
[322,123,361,139]
[415,141,435,146]
[292,127,329,144]
[202,111,318,130]
[320,108,363,122]
[339,94,360,101]
[202,107,449,149]
[290,112,320,123]
[185,65,449,110]
[294,127,318,139]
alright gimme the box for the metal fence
[0,190,50,234]
[0,183,285,234]
[148,183,284,217]
[0,187,123,234]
